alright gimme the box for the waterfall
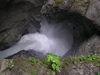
[0,17,73,60]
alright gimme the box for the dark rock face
[5,50,47,61]
[0,1,42,51]
[0,0,44,10]
[0,0,9,9]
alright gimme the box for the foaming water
[0,18,73,60]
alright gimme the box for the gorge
[0,0,100,75]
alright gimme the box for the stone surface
[41,0,100,26]
[0,0,44,10]
[5,50,47,61]
[0,59,9,72]
[86,0,100,26]
[77,35,100,57]
[0,1,42,51]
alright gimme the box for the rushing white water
[0,18,73,60]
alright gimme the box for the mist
[0,17,73,60]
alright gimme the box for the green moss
[55,0,64,3]
[77,72,80,75]
[77,2,82,6]
[2,53,100,75]
[13,57,28,67]
[12,68,19,73]
[95,65,100,68]
[0,72,3,75]
[24,67,38,75]
[65,62,69,66]
[14,71,23,75]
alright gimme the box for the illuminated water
[0,18,73,60]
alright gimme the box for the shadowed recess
[0,10,100,60]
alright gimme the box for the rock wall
[0,1,43,51]
[0,0,44,9]
[41,0,100,26]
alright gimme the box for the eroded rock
[0,1,42,51]
[41,0,100,26]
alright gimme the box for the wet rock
[0,1,42,51]
[5,50,47,61]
